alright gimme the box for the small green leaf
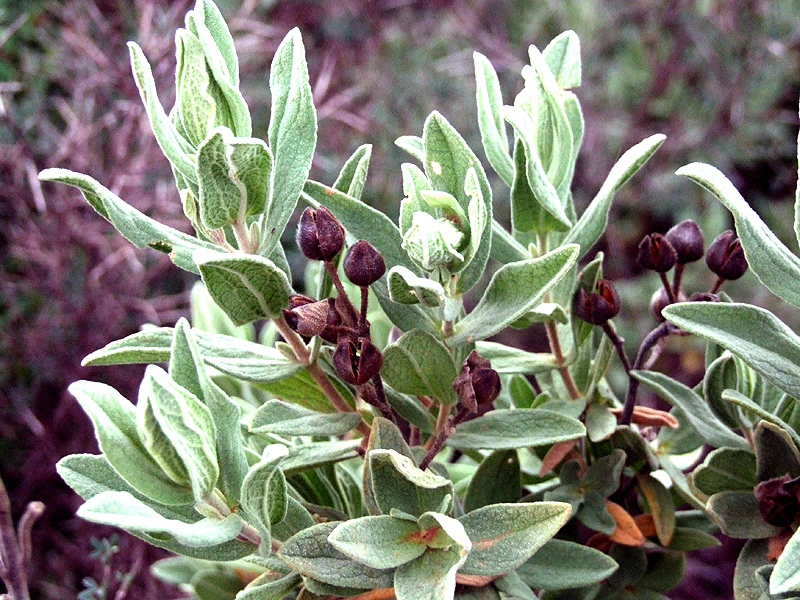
[255,368,349,413]
[474,341,558,375]
[68,380,193,505]
[722,390,800,451]
[458,502,571,576]
[734,539,771,600]
[631,370,748,450]
[771,529,800,594]
[502,106,570,231]
[328,515,426,569]
[754,421,800,482]
[281,440,360,476]
[394,545,469,600]
[196,127,272,230]
[195,249,291,324]
[564,134,665,258]
[82,326,302,384]
[666,527,721,552]
[663,302,800,403]
[363,418,417,516]
[240,444,289,533]
[677,162,800,310]
[473,52,513,185]
[464,449,521,512]
[334,144,372,200]
[703,352,742,430]
[174,30,219,147]
[638,551,686,593]
[706,491,780,539]
[381,329,458,404]
[278,521,394,590]
[235,572,302,600]
[542,31,581,89]
[691,448,756,498]
[368,449,454,517]
[39,169,217,274]
[448,244,578,346]
[516,539,618,590]
[638,473,676,546]
[78,491,243,547]
[126,43,196,183]
[387,266,445,307]
[138,365,219,502]
[396,135,425,162]
[262,28,317,256]
[447,408,585,450]
[249,400,362,437]
[169,320,249,505]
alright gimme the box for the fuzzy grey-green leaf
[328,515,425,569]
[632,370,748,450]
[249,400,362,437]
[564,134,665,258]
[240,444,289,532]
[447,408,585,450]
[262,28,317,256]
[195,249,291,324]
[368,449,453,517]
[448,244,578,346]
[381,329,458,403]
[458,502,571,576]
[68,380,194,505]
[138,365,219,502]
[473,52,513,186]
[663,302,800,402]
[516,539,618,590]
[678,162,800,310]
[39,169,217,274]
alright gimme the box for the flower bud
[333,338,383,385]
[637,233,677,272]
[665,219,704,264]
[296,206,345,261]
[401,211,464,272]
[706,230,748,281]
[575,279,621,326]
[282,299,331,337]
[453,350,501,414]
[343,240,386,286]
[754,474,800,527]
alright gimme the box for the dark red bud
[665,219,704,264]
[333,338,383,385]
[754,474,800,527]
[296,206,345,261]
[453,350,501,413]
[343,240,386,286]
[637,233,677,272]
[706,230,748,281]
[575,279,621,326]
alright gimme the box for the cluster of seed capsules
[575,221,749,327]
[284,206,501,416]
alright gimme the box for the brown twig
[0,473,43,600]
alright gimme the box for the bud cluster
[754,474,800,528]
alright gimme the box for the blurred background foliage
[1,0,799,597]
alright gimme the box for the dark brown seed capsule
[296,206,345,261]
[343,240,386,286]
[333,338,383,385]
[282,299,331,337]
[706,230,748,281]
[637,233,677,272]
[575,279,621,326]
[665,219,704,264]
[754,474,800,527]
[453,350,501,414]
